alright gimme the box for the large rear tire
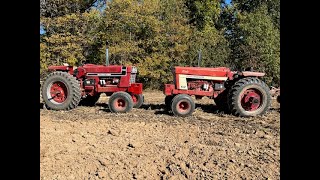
[227,77,271,117]
[41,71,81,110]
[171,94,195,117]
[108,92,133,113]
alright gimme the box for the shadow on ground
[40,101,229,116]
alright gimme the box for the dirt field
[40,91,280,179]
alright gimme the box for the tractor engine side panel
[167,71,229,98]
[80,66,138,96]
[176,74,228,90]
[83,66,131,88]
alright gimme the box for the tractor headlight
[132,66,138,74]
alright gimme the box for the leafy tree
[40,0,102,17]
[102,0,192,88]
[185,0,221,30]
[39,0,280,88]
[187,25,230,67]
[232,0,280,29]
[40,9,103,68]
[230,5,280,85]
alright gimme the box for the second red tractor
[164,66,271,117]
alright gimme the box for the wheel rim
[240,88,264,111]
[46,81,68,104]
[176,100,191,114]
[131,94,138,105]
[113,98,126,111]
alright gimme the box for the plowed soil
[40,91,280,179]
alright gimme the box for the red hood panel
[174,66,231,77]
[82,64,124,73]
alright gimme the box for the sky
[40,25,45,34]
[40,0,232,35]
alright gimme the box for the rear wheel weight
[171,94,195,117]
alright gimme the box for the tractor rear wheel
[171,94,195,117]
[108,92,133,113]
[164,95,174,109]
[227,77,271,117]
[79,93,101,106]
[131,94,144,108]
[41,71,81,110]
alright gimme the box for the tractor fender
[48,65,75,75]
[239,71,265,77]
[48,65,73,71]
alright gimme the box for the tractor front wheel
[227,77,271,117]
[171,94,195,117]
[41,71,81,110]
[131,94,144,108]
[108,92,133,113]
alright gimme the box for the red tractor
[163,66,271,117]
[41,42,144,113]
[41,63,143,113]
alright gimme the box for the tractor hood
[81,64,135,74]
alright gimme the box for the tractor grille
[173,71,176,88]
[130,74,136,84]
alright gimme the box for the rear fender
[239,71,265,77]
[48,65,74,75]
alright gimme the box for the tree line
[40,0,280,89]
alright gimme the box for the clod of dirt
[107,128,120,136]
[128,140,144,148]
[254,130,265,137]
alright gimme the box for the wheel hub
[250,97,259,104]
[117,100,125,107]
[48,81,68,104]
[114,98,126,110]
[241,89,263,111]
[177,101,190,113]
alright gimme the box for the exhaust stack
[106,41,109,66]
